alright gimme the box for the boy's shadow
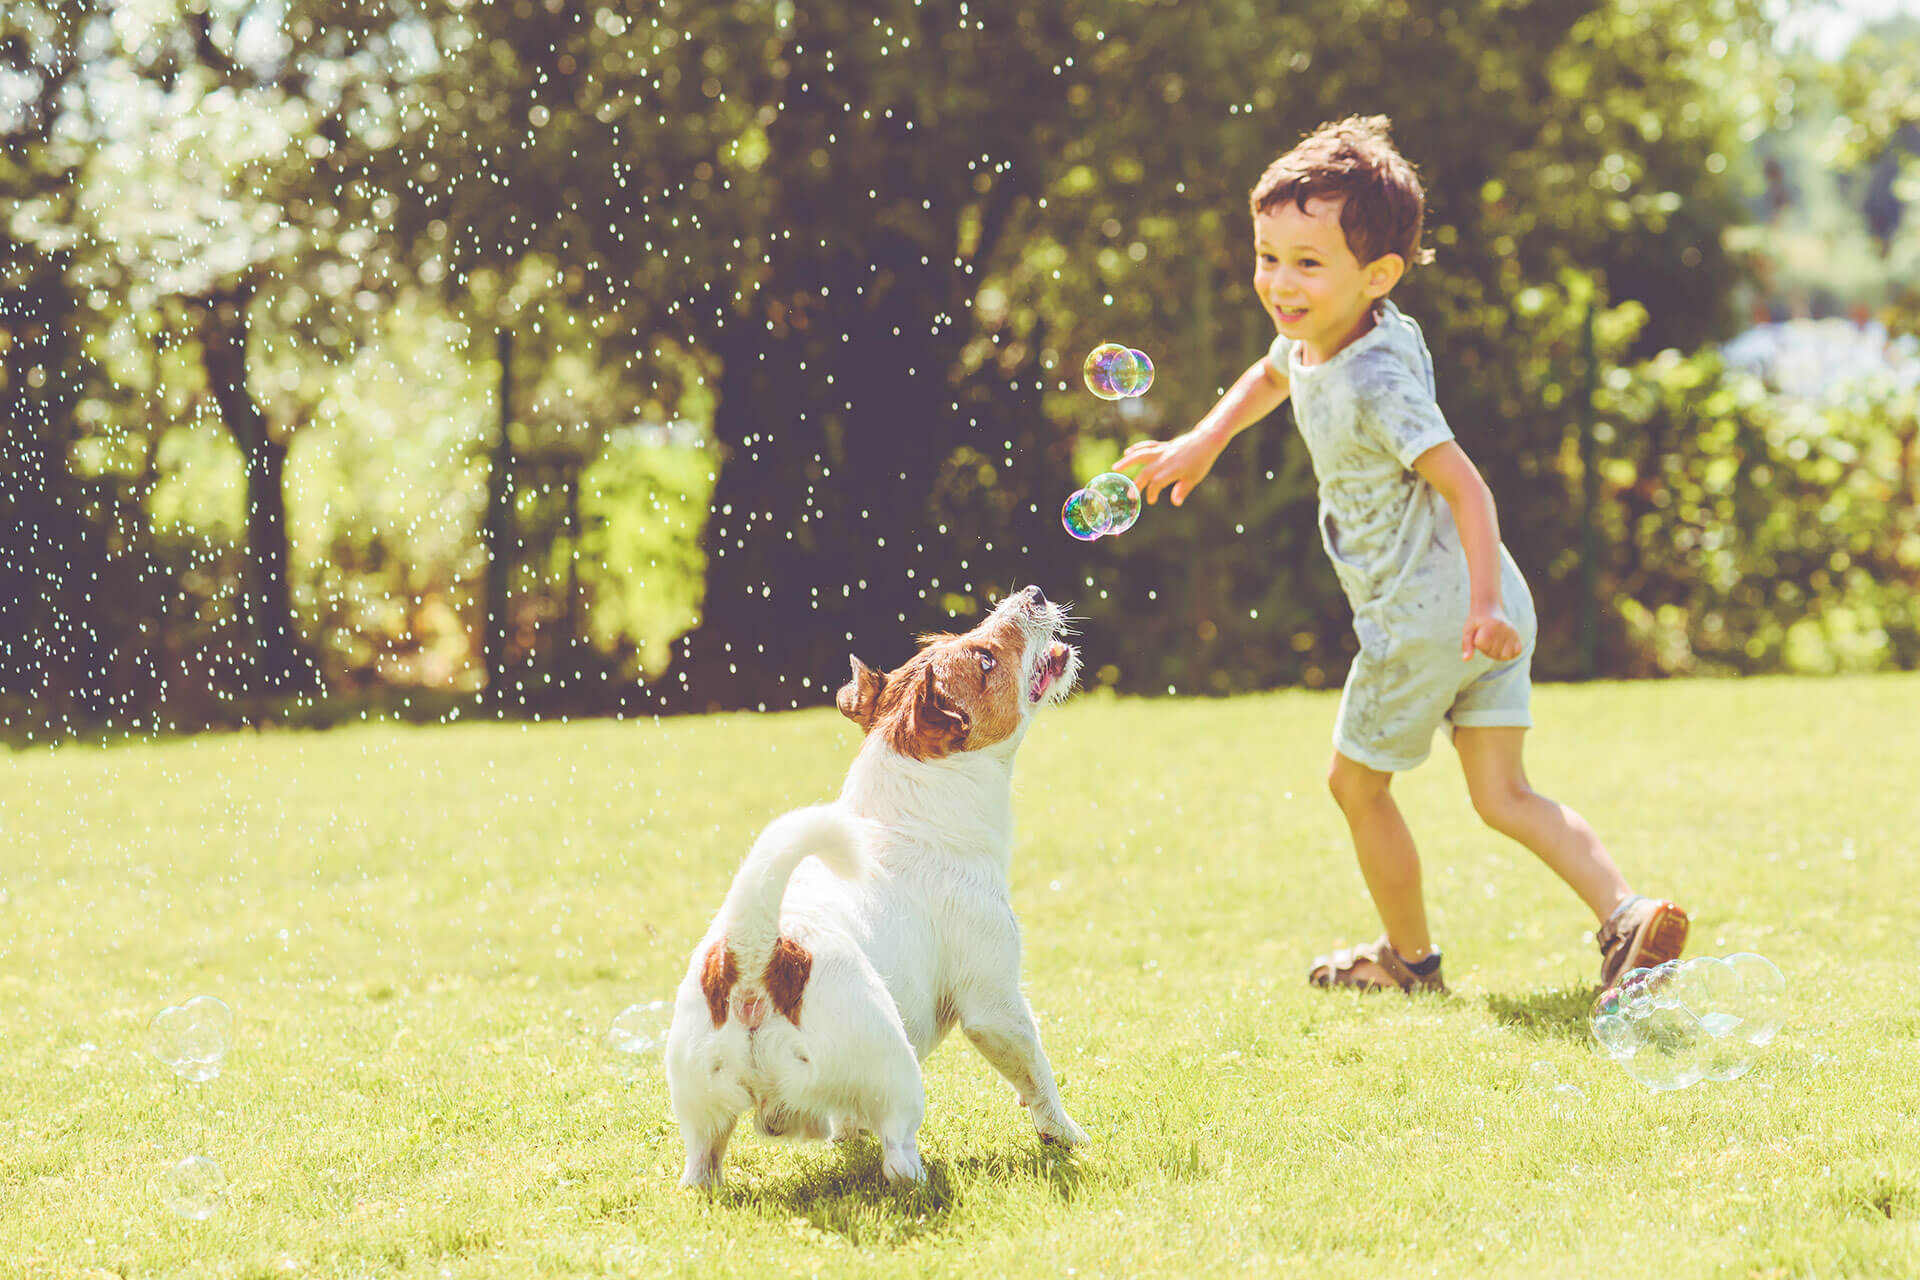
[728,1140,1089,1243]
[1483,984,1602,1042]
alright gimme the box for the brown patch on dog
[700,941,738,1027]
[879,660,972,760]
[764,936,813,1025]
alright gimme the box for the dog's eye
[977,650,996,673]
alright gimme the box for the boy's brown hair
[1250,115,1434,268]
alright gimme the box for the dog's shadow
[1483,984,1602,1043]
[723,1140,1089,1243]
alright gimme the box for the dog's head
[835,585,1079,761]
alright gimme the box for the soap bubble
[1618,1002,1708,1092]
[606,1000,670,1080]
[163,1155,226,1220]
[1086,471,1141,535]
[1549,1082,1587,1116]
[1082,343,1154,399]
[1723,952,1787,1046]
[1590,952,1785,1091]
[1123,348,1154,396]
[1061,472,1142,542]
[1061,488,1111,541]
[146,995,234,1083]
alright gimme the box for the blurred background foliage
[2,0,1917,741]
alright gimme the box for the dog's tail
[699,806,866,1031]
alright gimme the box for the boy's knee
[1471,782,1534,834]
[1327,757,1391,811]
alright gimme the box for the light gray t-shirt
[1265,300,1480,612]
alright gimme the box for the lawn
[4,673,1918,1278]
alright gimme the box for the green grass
[4,674,1918,1278]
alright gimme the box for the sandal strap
[1309,935,1439,993]
[1596,895,1646,954]
[1356,936,1419,990]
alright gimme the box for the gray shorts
[1332,572,1538,773]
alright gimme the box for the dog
[663,584,1088,1186]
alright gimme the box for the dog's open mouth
[1028,641,1072,702]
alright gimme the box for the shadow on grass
[1484,984,1602,1042]
[712,1140,1090,1246]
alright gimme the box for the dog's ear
[836,655,885,728]
[889,666,970,760]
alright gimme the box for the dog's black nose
[1024,585,1047,606]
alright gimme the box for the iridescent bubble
[1061,488,1111,541]
[1697,1012,1757,1081]
[1618,1003,1708,1091]
[163,1155,226,1220]
[1549,1082,1587,1116]
[605,1000,671,1081]
[1614,967,1659,1019]
[1673,955,1743,1022]
[146,996,234,1083]
[1083,343,1148,399]
[1124,348,1155,396]
[1590,1009,1637,1060]
[1595,953,1784,1090]
[1086,471,1142,535]
[1723,952,1787,1046]
[1645,959,1685,1008]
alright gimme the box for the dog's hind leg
[872,1046,928,1184]
[678,1114,738,1188]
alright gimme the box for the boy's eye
[1298,257,1320,268]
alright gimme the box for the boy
[1116,116,1688,993]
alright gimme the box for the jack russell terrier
[664,584,1087,1185]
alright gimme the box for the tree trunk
[483,328,516,712]
[193,281,317,693]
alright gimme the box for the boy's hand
[1114,427,1228,506]
[1462,610,1523,662]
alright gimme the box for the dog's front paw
[1033,1110,1090,1149]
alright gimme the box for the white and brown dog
[663,584,1087,1186]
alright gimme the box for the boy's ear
[1365,252,1406,299]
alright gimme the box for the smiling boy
[1117,116,1689,993]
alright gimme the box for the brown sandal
[1308,936,1447,993]
[1596,896,1690,988]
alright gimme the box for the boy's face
[1253,196,1403,363]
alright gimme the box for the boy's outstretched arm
[1412,441,1524,662]
[1115,357,1289,505]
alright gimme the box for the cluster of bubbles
[1061,341,1154,541]
[605,999,671,1081]
[146,995,235,1220]
[1589,953,1787,1092]
[1061,472,1143,542]
[145,994,234,1083]
[1082,342,1156,400]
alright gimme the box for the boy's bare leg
[1451,726,1631,921]
[1327,751,1434,978]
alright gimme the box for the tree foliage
[5,0,1916,740]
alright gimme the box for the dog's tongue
[1029,644,1066,701]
